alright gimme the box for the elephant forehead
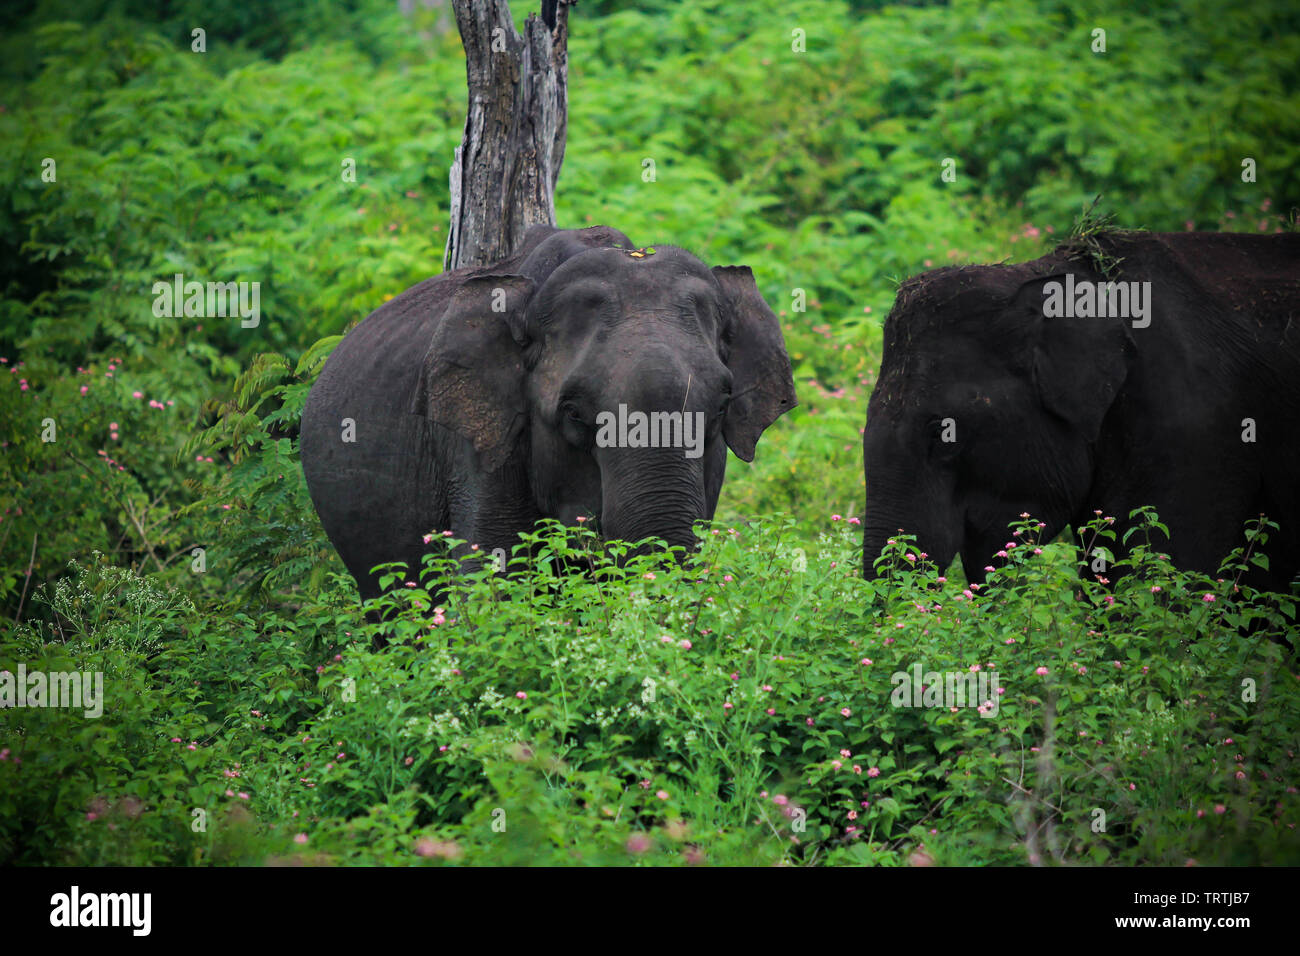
[539,275,721,337]
[547,244,715,287]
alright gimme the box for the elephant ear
[409,274,536,472]
[712,265,798,461]
[1027,275,1131,443]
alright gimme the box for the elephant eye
[561,401,585,426]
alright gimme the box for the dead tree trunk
[444,0,570,271]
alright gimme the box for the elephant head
[862,258,1132,582]
[412,226,797,554]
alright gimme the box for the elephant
[300,224,797,603]
[862,230,1300,591]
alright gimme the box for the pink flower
[678,640,691,650]
[840,707,851,717]
[723,702,734,710]
[132,391,143,399]
[625,833,652,854]
[294,833,308,844]
[515,691,527,699]
[1035,666,1049,676]
[867,767,880,778]
[1202,593,1216,603]
[656,790,669,800]
[831,514,841,521]
[860,658,872,666]
[848,517,861,525]
[1214,804,1226,814]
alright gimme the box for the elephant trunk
[863,514,959,580]
[598,449,706,555]
[862,465,961,579]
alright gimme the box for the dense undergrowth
[3,513,1297,865]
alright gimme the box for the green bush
[4,513,1295,865]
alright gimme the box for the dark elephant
[862,230,1300,590]
[301,224,796,602]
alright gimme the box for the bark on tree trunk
[444,0,570,271]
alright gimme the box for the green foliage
[1,0,1297,865]
[4,516,1295,865]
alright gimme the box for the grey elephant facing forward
[300,225,797,602]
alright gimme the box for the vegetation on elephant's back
[1,0,1298,864]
